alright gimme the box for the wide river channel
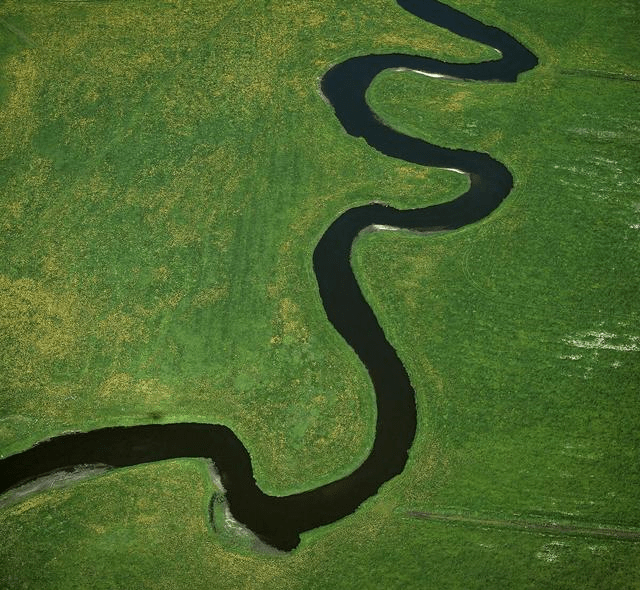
[0,0,537,551]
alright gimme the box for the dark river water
[0,0,537,551]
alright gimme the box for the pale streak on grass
[0,51,39,156]
[0,274,86,364]
[192,285,229,308]
[564,331,640,352]
[98,373,173,403]
[0,488,71,519]
[274,298,309,345]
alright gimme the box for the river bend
[0,0,537,551]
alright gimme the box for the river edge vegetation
[1,0,638,588]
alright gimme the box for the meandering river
[0,0,537,551]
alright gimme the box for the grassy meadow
[1,0,638,588]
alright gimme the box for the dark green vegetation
[1,0,638,588]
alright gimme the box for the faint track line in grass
[0,17,36,47]
[407,511,640,541]
[460,237,495,301]
[560,69,640,83]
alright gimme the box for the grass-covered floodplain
[1,0,639,588]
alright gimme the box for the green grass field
[1,0,638,588]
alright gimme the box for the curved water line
[0,0,537,551]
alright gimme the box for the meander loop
[0,0,537,551]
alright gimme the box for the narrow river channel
[0,0,537,551]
